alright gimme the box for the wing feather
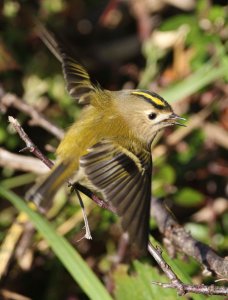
[37,24,95,105]
[123,176,151,250]
[60,52,95,104]
[80,140,152,252]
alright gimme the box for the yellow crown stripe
[132,91,165,106]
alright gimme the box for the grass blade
[0,185,113,300]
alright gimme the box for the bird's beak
[168,113,186,127]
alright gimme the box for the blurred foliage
[0,0,227,299]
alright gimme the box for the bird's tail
[26,161,71,207]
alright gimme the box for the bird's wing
[60,52,95,104]
[80,140,152,252]
[38,24,95,104]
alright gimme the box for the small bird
[28,28,185,253]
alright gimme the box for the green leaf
[0,185,113,300]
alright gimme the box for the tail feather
[26,162,71,207]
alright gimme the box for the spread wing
[37,24,95,104]
[80,140,152,252]
[60,52,95,104]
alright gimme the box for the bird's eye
[148,112,157,120]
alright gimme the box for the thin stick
[151,281,228,296]
[0,148,49,174]
[148,242,228,296]
[151,197,228,278]
[8,116,54,169]
[1,93,64,140]
[74,183,116,213]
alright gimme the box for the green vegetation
[0,0,227,299]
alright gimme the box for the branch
[151,197,228,278]
[0,148,49,174]
[152,281,228,296]
[74,183,116,213]
[148,243,228,296]
[8,116,54,169]
[0,92,64,139]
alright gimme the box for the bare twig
[1,93,64,139]
[152,281,228,296]
[148,242,228,296]
[151,197,228,278]
[75,183,116,213]
[8,116,54,169]
[148,242,183,292]
[0,148,49,174]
